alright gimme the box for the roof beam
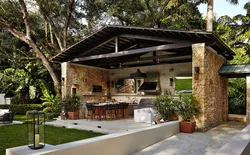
[123,56,192,65]
[119,34,189,43]
[77,37,116,57]
[124,58,192,68]
[96,58,192,69]
[92,52,191,67]
[115,37,119,53]
[71,43,192,62]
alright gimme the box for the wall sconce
[169,68,174,72]
[194,67,200,73]
[170,78,174,86]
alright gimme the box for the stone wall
[246,75,250,123]
[62,62,109,98]
[192,43,228,131]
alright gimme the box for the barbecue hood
[138,73,160,93]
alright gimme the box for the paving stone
[132,122,245,155]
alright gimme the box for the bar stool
[102,104,112,120]
[109,104,116,119]
[117,103,123,119]
[86,103,96,120]
[122,103,129,118]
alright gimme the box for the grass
[14,114,56,123]
[175,78,192,91]
[14,115,29,122]
[0,117,104,155]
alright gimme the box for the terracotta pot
[156,119,162,124]
[68,111,79,120]
[180,121,196,133]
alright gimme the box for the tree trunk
[206,0,214,32]
[26,38,62,97]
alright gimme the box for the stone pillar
[192,43,228,131]
[61,62,68,97]
[246,75,250,124]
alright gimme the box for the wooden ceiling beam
[86,52,191,67]
[119,34,189,43]
[71,43,192,62]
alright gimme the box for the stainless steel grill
[134,98,154,109]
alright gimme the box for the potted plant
[62,94,80,120]
[154,94,178,122]
[177,94,200,133]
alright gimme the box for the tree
[0,62,52,104]
[216,2,250,57]
[206,0,239,32]
[84,0,205,29]
[215,1,250,114]
[0,0,85,96]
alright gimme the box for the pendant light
[130,69,147,79]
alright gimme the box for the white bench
[0,109,9,116]
[134,108,156,123]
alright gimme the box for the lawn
[175,78,192,91]
[0,123,104,155]
[14,115,30,122]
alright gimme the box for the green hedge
[0,104,43,114]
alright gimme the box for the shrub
[0,104,43,114]
[41,94,61,113]
[228,78,246,115]
[62,94,81,112]
[153,94,178,120]
[177,94,200,121]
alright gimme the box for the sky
[198,0,248,18]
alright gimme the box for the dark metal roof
[51,25,235,69]
[219,64,250,78]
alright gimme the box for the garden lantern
[27,111,45,149]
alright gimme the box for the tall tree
[206,0,239,32]
[0,0,85,96]
[84,0,205,29]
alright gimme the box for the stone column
[61,62,68,97]
[246,75,250,124]
[192,43,206,130]
[192,43,228,131]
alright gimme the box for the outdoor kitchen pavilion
[51,26,235,131]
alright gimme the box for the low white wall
[5,98,11,104]
[215,124,250,155]
[6,121,180,155]
[0,93,5,104]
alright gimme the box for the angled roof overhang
[219,64,250,78]
[51,25,235,69]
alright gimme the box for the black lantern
[27,111,45,149]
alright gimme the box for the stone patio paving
[0,121,23,126]
[46,118,152,134]
[132,121,245,155]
